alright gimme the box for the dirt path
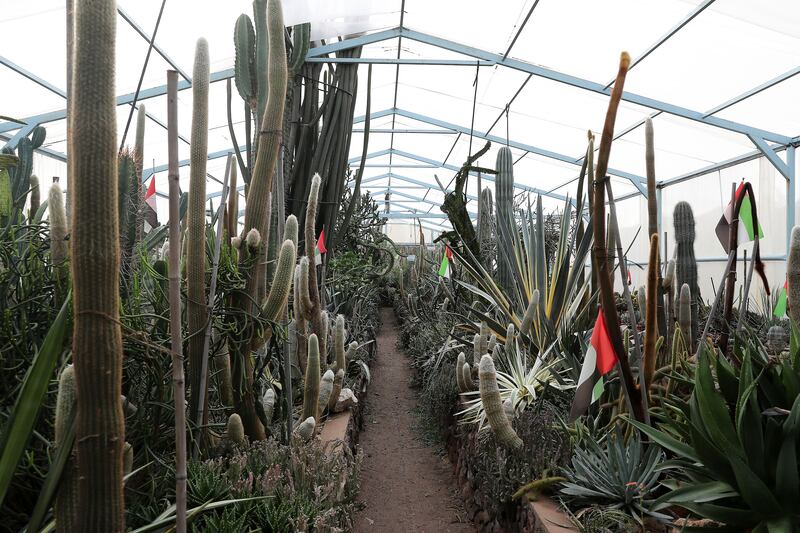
[354,307,474,533]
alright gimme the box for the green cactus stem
[289,23,310,75]
[495,147,515,293]
[293,263,309,373]
[294,416,315,440]
[636,285,646,323]
[788,226,800,326]
[302,174,325,343]
[520,289,539,336]
[260,238,297,321]
[318,369,335,418]
[329,369,344,411]
[643,234,659,394]
[479,321,489,355]
[487,333,497,354]
[226,413,246,446]
[678,283,692,352]
[133,104,145,241]
[55,365,78,532]
[187,38,210,431]
[334,314,346,373]
[302,333,321,422]
[674,201,699,351]
[49,182,69,300]
[505,323,515,354]
[346,341,358,364]
[478,187,494,269]
[645,118,667,342]
[28,174,40,220]
[71,0,126,527]
[473,333,483,365]
[320,311,329,364]
[462,363,474,392]
[479,355,522,449]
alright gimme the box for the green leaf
[735,352,765,479]
[680,502,758,527]
[628,419,699,462]
[0,293,71,507]
[652,480,737,510]
[695,348,743,458]
[728,454,782,518]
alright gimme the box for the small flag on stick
[715,180,764,253]
[144,176,158,229]
[569,310,619,421]
[438,245,453,278]
[774,278,788,318]
[315,227,327,265]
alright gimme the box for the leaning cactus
[334,314,346,373]
[328,369,345,411]
[766,325,788,355]
[71,0,126,527]
[294,416,315,441]
[479,355,522,450]
[495,147,515,293]
[318,369,335,418]
[294,263,309,372]
[302,333,321,422]
[55,365,78,532]
[260,237,297,321]
[674,202,699,348]
[187,38,210,430]
[678,283,692,352]
[788,226,800,326]
[302,174,325,344]
[226,413,246,446]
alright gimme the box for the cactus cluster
[673,202,699,350]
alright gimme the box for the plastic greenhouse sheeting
[1,0,798,297]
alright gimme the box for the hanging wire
[445,60,481,193]
[118,0,168,152]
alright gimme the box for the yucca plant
[452,193,594,356]
[632,333,800,531]
[560,430,667,523]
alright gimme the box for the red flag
[569,310,619,421]
[144,177,158,228]
[317,228,327,254]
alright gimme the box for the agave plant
[456,338,570,429]
[632,333,800,531]
[452,193,594,355]
[560,430,667,523]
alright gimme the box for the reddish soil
[354,308,474,533]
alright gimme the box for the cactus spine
[479,355,523,449]
[334,314,346,373]
[495,147,515,293]
[678,283,692,352]
[643,234,659,393]
[230,0,287,441]
[788,226,800,326]
[302,333,321,422]
[318,369,335,418]
[55,365,78,532]
[187,38,210,430]
[674,202,699,349]
[71,0,125,527]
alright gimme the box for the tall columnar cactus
[70,0,125,528]
[225,163,238,238]
[787,226,800,326]
[462,363,474,392]
[456,351,467,393]
[187,38,210,430]
[643,234,659,393]
[674,201,699,348]
[334,314,346,373]
[479,321,489,355]
[645,119,667,342]
[328,369,345,411]
[318,369,335,418]
[117,150,139,276]
[678,283,692,352]
[260,238,297,321]
[302,174,325,342]
[49,182,69,298]
[133,104,146,239]
[495,147,515,293]
[478,187,494,269]
[293,263,309,372]
[28,174,40,220]
[478,355,522,450]
[505,323,515,354]
[302,333,321,422]
[55,365,78,532]
[473,333,483,365]
[228,0,287,441]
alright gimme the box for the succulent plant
[55,365,78,532]
[678,283,692,352]
[49,182,68,300]
[226,413,246,446]
[505,323,515,354]
[333,315,346,373]
[643,234,659,394]
[520,289,539,336]
[456,351,468,393]
[71,0,126,527]
[302,333,321,422]
[123,442,133,476]
[461,363,474,392]
[260,238,297,321]
[318,369,335,418]
[328,369,345,412]
[477,186,495,269]
[478,355,522,450]
[294,416,315,441]
[262,388,275,424]
[473,332,483,365]
[674,201,699,350]
[28,174,39,220]
[495,147,515,293]
[187,38,210,430]
[766,325,788,354]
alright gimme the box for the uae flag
[715,180,763,253]
[774,278,788,318]
[314,227,327,265]
[569,310,619,421]
[144,177,158,229]
[438,244,453,278]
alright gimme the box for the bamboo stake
[194,153,232,456]
[167,70,187,533]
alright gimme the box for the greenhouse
[1,0,799,531]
